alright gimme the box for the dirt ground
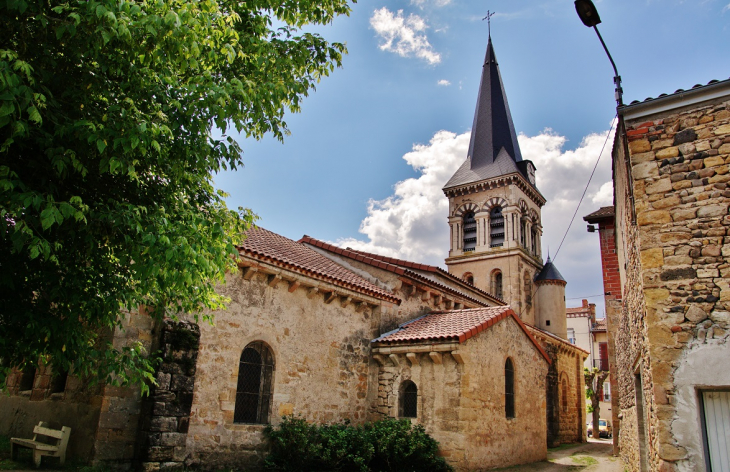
[492,438,624,472]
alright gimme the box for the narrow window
[489,207,504,247]
[493,271,503,300]
[567,328,576,345]
[531,227,538,255]
[561,377,569,413]
[463,272,474,285]
[505,358,515,418]
[234,342,275,424]
[400,380,418,418]
[462,211,477,252]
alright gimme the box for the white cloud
[437,79,451,86]
[724,2,730,12]
[370,8,441,64]
[411,0,452,7]
[337,125,616,314]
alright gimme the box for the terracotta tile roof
[373,306,550,363]
[624,78,730,106]
[238,227,399,303]
[592,318,607,332]
[526,325,590,356]
[583,206,615,223]
[298,236,503,306]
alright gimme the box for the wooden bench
[10,422,71,467]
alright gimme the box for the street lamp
[574,0,623,107]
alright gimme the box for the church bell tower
[443,35,545,324]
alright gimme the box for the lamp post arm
[593,25,623,106]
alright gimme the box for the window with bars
[505,358,515,418]
[489,206,504,247]
[234,342,275,424]
[400,380,418,418]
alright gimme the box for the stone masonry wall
[138,320,200,471]
[374,317,549,471]
[616,96,730,471]
[183,269,390,470]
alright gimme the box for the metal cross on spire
[482,10,495,37]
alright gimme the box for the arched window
[464,272,474,286]
[489,207,504,247]
[492,270,503,300]
[400,380,418,418]
[234,341,275,424]
[531,226,538,255]
[462,211,477,252]
[505,358,515,418]
[561,376,569,413]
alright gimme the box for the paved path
[493,438,623,471]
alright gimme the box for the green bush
[264,417,452,472]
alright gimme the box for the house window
[400,380,418,418]
[234,341,275,424]
[492,271,503,300]
[505,358,515,418]
[603,382,611,402]
[18,367,35,392]
[567,328,576,345]
[50,368,68,394]
[489,207,504,247]
[462,211,477,252]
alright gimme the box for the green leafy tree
[0,0,352,390]
[584,367,610,438]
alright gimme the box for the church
[0,36,588,471]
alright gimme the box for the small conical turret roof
[534,256,566,284]
[443,36,532,190]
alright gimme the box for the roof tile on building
[593,318,607,332]
[584,206,615,222]
[373,306,550,363]
[624,78,730,106]
[299,236,503,306]
[238,227,399,303]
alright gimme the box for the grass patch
[548,442,580,452]
[570,454,598,466]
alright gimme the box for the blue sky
[215,0,730,316]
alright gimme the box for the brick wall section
[614,97,730,471]
[598,221,622,299]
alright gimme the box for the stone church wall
[614,95,730,471]
[375,317,548,471]
[182,269,388,469]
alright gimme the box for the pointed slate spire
[467,36,523,169]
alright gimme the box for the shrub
[264,417,452,472]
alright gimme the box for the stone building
[0,35,588,470]
[608,77,730,471]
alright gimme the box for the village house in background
[566,299,613,437]
[0,36,588,471]
[607,77,730,471]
